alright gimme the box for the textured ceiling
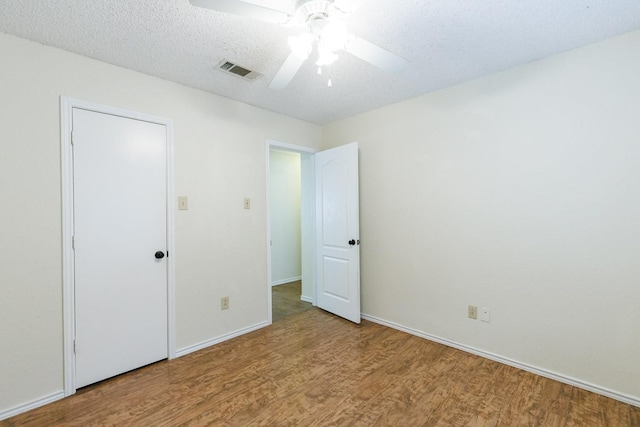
[1,0,640,125]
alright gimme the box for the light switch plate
[178,196,188,210]
[468,305,477,320]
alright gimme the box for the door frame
[60,97,176,396]
[265,140,318,323]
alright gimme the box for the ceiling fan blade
[333,0,368,14]
[189,0,290,24]
[344,36,408,73]
[269,52,306,90]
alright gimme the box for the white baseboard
[361,313,640,408]
[0,390,65,421]
[300,295,313,303]
[175,321,270,358]
[271,276,302,286]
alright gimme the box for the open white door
[315,142,360,323]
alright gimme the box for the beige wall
[323,30,640,401]
[0,32,321,414]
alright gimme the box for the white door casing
[315,142,361,323]
[61,97,175,395]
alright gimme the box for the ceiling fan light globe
[316,43,339,66]
[288,33,314,60]
[321,20,349,51]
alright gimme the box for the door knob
[155,251,165,259]
[348,239,356,246]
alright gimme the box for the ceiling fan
[189,0,409,89]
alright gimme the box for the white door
[73,108,168,388]
[315,142,360,323]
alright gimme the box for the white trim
[265,142,273,325]
[361,313,640,408]
[165,117,177,361]
[60,96,176,398]
[266,139,318,155]
[300,295,313,304]
[0,391,65,421]
[271,276,302,286]
[60,97,75,396]
[175,321,270,358]
[300,152,317,307]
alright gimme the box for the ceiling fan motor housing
[294,0,335,26]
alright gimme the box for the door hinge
[72,236,75,250]
[73,339,77,353]
[71,131,74,146]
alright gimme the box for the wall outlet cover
[480,307,491,323]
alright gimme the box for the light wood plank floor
[4,309,639,426]
[272,280,313,322]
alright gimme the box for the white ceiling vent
[215,59,262,81]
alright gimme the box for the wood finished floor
[4,309,639,426]
[272,280,313,323]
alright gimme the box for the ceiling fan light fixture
[191,0,408,91]
[288,32,314,60]
[316,42,339,66]
[320,20,349,51]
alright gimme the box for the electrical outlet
[480,307,491,323]
[221,297,229,310]
[468,305,478,320]
[243,198,251,209]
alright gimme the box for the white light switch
[178,196,189,210]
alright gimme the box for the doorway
[266,141,317,323]
[266,140,361,324]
